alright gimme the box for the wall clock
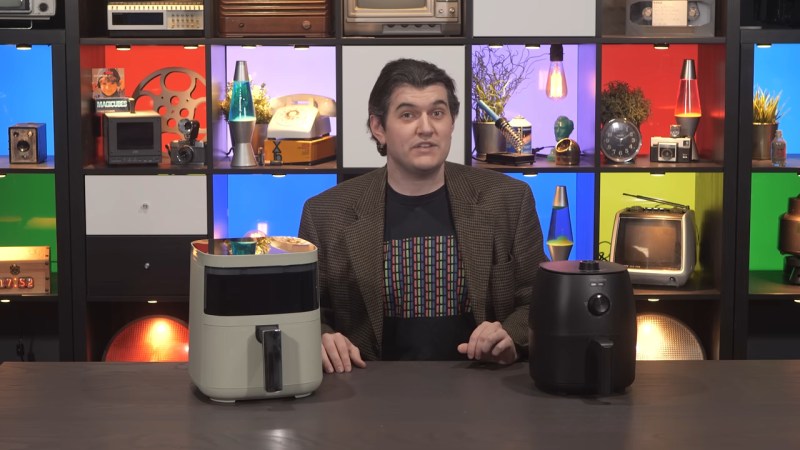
[600,118,642,163]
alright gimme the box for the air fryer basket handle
[255,325,282,393]
[590,338,614,395]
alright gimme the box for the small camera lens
[177,145,194,163]
[16,141,30,152]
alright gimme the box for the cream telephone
[267,94,337,140]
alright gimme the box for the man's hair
[367,58,460,156]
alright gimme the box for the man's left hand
[457,321,518,365]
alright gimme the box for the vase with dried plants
[752,87,785,160]
[471,46,541,156]
[599,80,651,127]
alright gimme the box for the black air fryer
[530,260,636,395]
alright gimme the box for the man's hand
[321,332,367,373]
[457,321,518,365]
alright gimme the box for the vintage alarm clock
[601,118,642,164]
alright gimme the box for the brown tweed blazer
[298,162,547,360]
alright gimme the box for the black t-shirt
[381,183,475,360]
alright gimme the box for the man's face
[369,83,454,178]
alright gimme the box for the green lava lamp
[229,60,257,167]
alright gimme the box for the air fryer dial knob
[588,293,611,316]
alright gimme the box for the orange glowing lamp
[674,59,701,160]
[546,44,567,100]
[103,315,189,362]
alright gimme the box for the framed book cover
[92,68,126,99]
[92,67,131,113]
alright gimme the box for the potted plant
[752,86,785,160]
[599,80,651,127]
[219,81,272,152]
[471,46,538,156]
[597,81,651,163]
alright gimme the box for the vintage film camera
[9,123,47,164]
[650,136,692,163]
[169,118,205,165]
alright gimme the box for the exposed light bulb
[546,44,567,100]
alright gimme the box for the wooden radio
[217,0,333,37]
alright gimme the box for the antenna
[623,193,689,210]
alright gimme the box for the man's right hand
[321,332,367,373]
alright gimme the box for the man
[299,58,546,373]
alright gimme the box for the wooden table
[1,360,799,449]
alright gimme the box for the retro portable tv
[343,0,462,36]
[0,0,55,20]
[610,194,697,287]
[103,111,163,165]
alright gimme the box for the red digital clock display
[1,277,35,289]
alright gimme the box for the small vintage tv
[0,0,55,20]
[343,0,462,36]
[610,194,697,287]
[103,111,163,166]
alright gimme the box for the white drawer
[85,175,208,235]
[473,0,596,37]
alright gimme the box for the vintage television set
[103,111,163,165]
[609,194,697,287]
[0,0,55,20]
[343,0,462,36]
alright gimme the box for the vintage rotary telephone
[266,94,337,140]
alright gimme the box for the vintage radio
[0,246,50,295]
[217,0,332,37]
[9,123,47,164]
[107,1,204,37]
[626,0,715,37]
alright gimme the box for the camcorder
[650,136,692,163]
[169,119,205,165]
